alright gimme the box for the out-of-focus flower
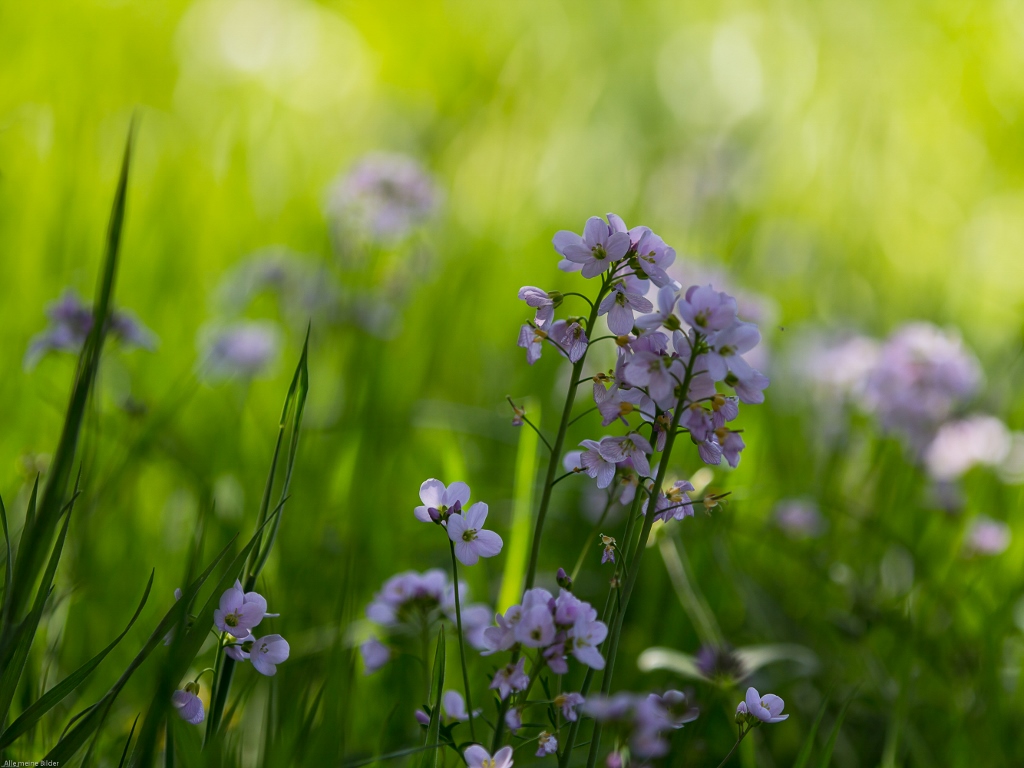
[447,503,503,566]
[536,731,558,756]
[25,288,157,369]
[773,499,826,538]
[443,690,478,721]
[694,644,747,683]
[556,692,585,721]
[740,687,789,723]
[172,683,205,725]
[360,636,391,674]
[249,634,290,676]
[490,658,529,700]
[864,322,982,448]
[464,745,513,768]
[202,321,280,379]
[649,690,699,728]
[924,415,1013,481]
[678,285,737,333]
[583,691,693,758]
[504,707,523,734]
[326,152,441,243]
[965,516,1011,556]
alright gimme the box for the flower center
[225,614,239,627]
[482,760,496,768]
[592,245,607,261]
[462,528,478,542]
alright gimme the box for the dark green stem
[449,540,477,742]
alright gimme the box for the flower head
[554,216,631,278]
[599,282,653,335]
[360,636,391,675]
[490,658,529,700]
[172,682,205,725]
[213,580,270,638]
[415,479,471,524]
[742,687,789,723]
[249,634,290,676]
[464,745,514,768]
[447,503,503,566]
[536,731,558,757]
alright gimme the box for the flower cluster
[360,568,493,673]
[735,687,789,724]
[582,690,699,759]
[25,288,156,369]
[481,586,608,690]
[172,580,288,725]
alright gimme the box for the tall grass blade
[6,122,134,630]
[816,690,857,768]
[0,496,11,619]
[419,628,445,768]
[0,571,153,748]
[498,398,539,611]
[43,531,236,764]
[118,715,141,768]
[792,692,831,768]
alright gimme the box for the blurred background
[2,0,1024,765]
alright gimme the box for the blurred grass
[2,0,1024,765]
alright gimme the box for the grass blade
[43,531,236,764]
[793,692,831,768]
[498,398,539,612]
[817,690,857,768]
[118,715,141,768]
[419,628,446,768]
[0,571,153,748]
[0,496,11,619]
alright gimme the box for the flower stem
[523,278,608,592]
[584,342,700,768]
[448,539,477,742]
[714,725,750,768]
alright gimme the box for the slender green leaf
[0,495,11,616]
[419,628,446,768]
[817,691,857,768]
[0,571,153,748]
[43,531,236,764]
[118,715,141,768]
[6,119,134,632]
[793,693,831,768]
[0,498,74,725]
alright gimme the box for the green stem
[570,492,615,582]
[523,276,609,592]
[715,725,751,768]
[449,540,477,742]
[585,342,700,768]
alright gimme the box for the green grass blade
[0,496,11,619]
[0,496,74,726]
[248,327,310,582]
[498,397,539,611]
[0,571,153,748]
[817,690,857,768]
[419,628,446,768]
[130,507,284,767]
[6,120,134,629]
[793,692,831,768]
[118,715,141,768]
[43,532,236,764]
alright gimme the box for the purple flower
[225,633,252,662]
[578,439,617,488]
[650,690,699,728]
[569,614,608,669]
[518,324,546,365]
[774,500,825,539]
[549,320,589,363]
[678,285,737,333]
[556,692,585,721]
[646,480,695,522]
[681,404,714,442]
[490,658,529,700]
[599,283,653,335]
[743,687,789,723]
[636,285,681,331]
[697,436,723,465]
[464,745,514,768]
[447,503,503,566]
[415,479,471,524]
[632,228,677,287]
[504,707,523,734]
[705,322,761,382]
[624,351,681,408]
[361,636,391,674]
[597,387,645,427]
[924,415,1012,482]
[443,690,473,721]
[599,433,653,478]
[326,152,440,242]
[249,634,290,676]
[172,683,204,725]
[518,286,558,328]
[717,428,745,468]
[554,216,631,279]
[965,516,1011,556]
[725,367,770,405]
[514,603,556,648]
[214,580,269,638]
[203,322,280,379]
[536,731,558,757]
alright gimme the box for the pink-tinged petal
[705,354,728,381]
[596,461,616,489]
[558,258,582,273]
[583,216,608,246]
[464,501,488,529]
[213,609,227,632]
[629,432,653,454]
[553,231,582,255]
[250,654,278,676]
[236,602,266,630]
[574,645,605,670]
[761,694,785,717]
[605,231,631,260]
[243,592,268,616]
[769,713,790,722]
[564,243,594,263]
[444,481,471,508]
[446,514,467,541]
[455,541,479,566]
[219,585,244,614]
[745,688,762,714]
[606,212,628,232]
[494,746,514,768]
[607,302,634,335]
[581,259,609,279]
[419,478,446,508]
[261,635,291,664]
[473,530,503,558]
[463,746,490,768]
[413,505,434,523]
[631,451,651,478]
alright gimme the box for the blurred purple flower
[490,658,529,700]
[965,516,1011,556]
[361,636,391,674]
[203,322,280,379]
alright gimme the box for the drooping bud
[556,567,573,591]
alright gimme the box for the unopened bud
[556,567,573,591]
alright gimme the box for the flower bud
[556,567,573,591]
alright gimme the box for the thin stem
[714,725,751,768]
[523,275,609,592]
[585,340,700,768]
[521,415,554,453]
[448,540,477,742]
[551,471,577,488]
[567,405,598,428]
[561,292,595,310]
[570,492,615,582]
